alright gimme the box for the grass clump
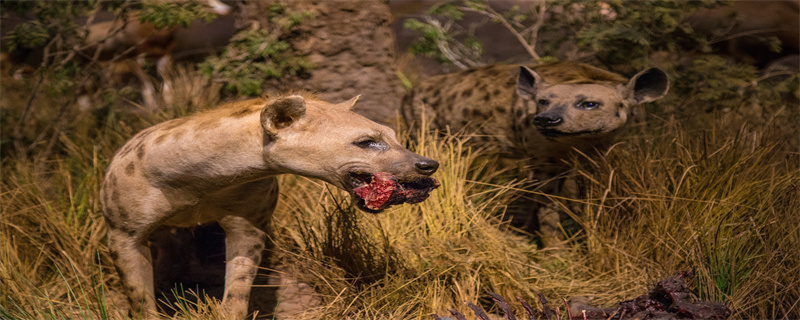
[573,115,800,318]
[268,133,541,319]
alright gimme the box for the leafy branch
[404,16,483,69]
[198,2,314,96]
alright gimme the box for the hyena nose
[415,159,439,176]
[532,115,562,128]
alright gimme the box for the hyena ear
[627,68,670,103]
[261,95,307,138]
[338,95,360,110]
[517,66,542,100]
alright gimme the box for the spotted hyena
[402,62,669,246]
[100,94,440,319]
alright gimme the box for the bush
[198,2,314,96]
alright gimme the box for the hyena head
[517,66,669,140]
[261,95,439,213]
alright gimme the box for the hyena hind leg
[108,229,158,319]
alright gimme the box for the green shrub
[198,3,314,96]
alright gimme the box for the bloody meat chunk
[353,172,440,211]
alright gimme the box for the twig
[528,1,547,60]
[32,97,75,172]
[465,301,491,320]
[461,2,542,61]
[554,306,561,320]
[448,309,468,320]
[539,292,552,320]
[488,292,517,320]
[709,28,786,45]
[422,17,473,69]
[605,307,620,320]
[517,296,537,320]
[756,70,798,83]
[12,71,46,160]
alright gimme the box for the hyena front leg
[108,229,158,319]
[531,170,567,248]
[537,202,564,248]
[561,174,584,225]
[219,215,268,319]
[537,173,582,248]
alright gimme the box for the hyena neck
[522,130,620,166]
[146,112,280,194]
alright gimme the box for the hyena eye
[354,139,376,148]
[578,101,601,109]
[537,99,549,106]
[353,138,388,151]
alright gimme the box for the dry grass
[573,114,800,319]
[1,66,798,320]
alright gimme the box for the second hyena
[402,62,669,246]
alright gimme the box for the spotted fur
[402,62,669,246]
[101,94,438,319]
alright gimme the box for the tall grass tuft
[269,132,534,319]
[574,114,800,319]
[1,66,222,319]
[1,145,122,319]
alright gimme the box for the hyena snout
[414,158,439,176]
[531,114,563,128]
